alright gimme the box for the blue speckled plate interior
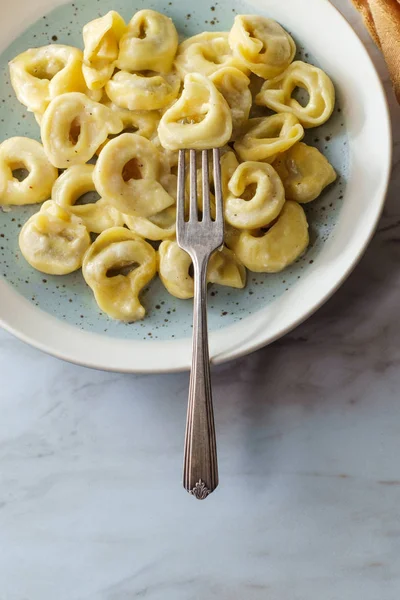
[0,0,348,342]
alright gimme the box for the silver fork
[177,148,224,500]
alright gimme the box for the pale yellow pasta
[234,114,304,163]
[19,200,90,274]
[117,9,178,73]
[226,201,309,273]
[0,137,58,206]
[228,15,296,79]
[82,227,157,321]
[96,103,160,154]
[256,61,335,128]
[105,70,180,111]
[93,133,175,217]
[9,45,99,115]
[82,11,127,90]
[175,32,248,78]
[158,73,232,150]
[40,92,124,168]
[52,164,124,233]
[274,142,337,203]
[158,241,246,299]
[123,174,177,240]
[225,161,285,229]
[210,67,252,140]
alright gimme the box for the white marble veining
[2,1,400,598]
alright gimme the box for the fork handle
[183,252,218,500]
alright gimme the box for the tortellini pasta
[105,70,180,111]
[226,201,309,273]
[210,67,252,140]
[256,61,335,128]
[158,241,246,299]
[9,45,98,115]
[158,73,232,151]
[93,133,175,217]
[40,92,124,168]
[0,137,58,206]
[19,200,91,274]
[175,32,248,78]
[82,11,127,90]
[117,9,178,73]
[234,114,304,163]
[228,15,296,79]
[225,161,285,230]
[52,164,124,232]
[274,142,337,203]
[82,227,157,321]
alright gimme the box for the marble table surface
[2,1,400,598]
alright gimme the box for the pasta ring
[117,9,178,73]
[19,200,90,275]
[158,73,232,151]
[210,67,252,140]
[40,92,124,168]
[256,61,335,128]
[225,161,285,229]
[96,103,160,154]
[52,164,124,233]
[228,15,296,79]
[82,11,127,90]
[273,142,337,203]
[93,133,175,217]
[175,32,248,78]
[0,137,58,206]
[234,113,304,163]
[226,201,309,273]
[9,45,100,115]
[105,70,180,111]
[158,241,246,299]
[82,227,157,321]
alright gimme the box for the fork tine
[201,150,211,222]
[189,149,198,221]
[177,149,186,230]
[213,148,223,223]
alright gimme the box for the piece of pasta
[19,200,90,274]
[9,45,100,115]
[105,70,180,111]
[256,61,335,128]
[210,67,252,140]
[158,241,246,299]
[226,201,309,273]
[175,32,248,78]
[117,9,178,73]
[158,73,232,150]
[225,161,285,229]
[82,11,127,90]
[52,164,124,233]
[0,137,58,206]
[234,114,304,163]
[228,15,296,79]
[93,133,175,217]
[274,142,337,203]
[82,227,157,321]
[40,92,124,168]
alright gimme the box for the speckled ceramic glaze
[0,0,391,372]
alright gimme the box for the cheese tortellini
[0,137,58,206]
[228,15,296,79]
[274,142,337,203]
[256,61,335,128]
[158,73,232,150]
[19,201,91,274]
[4,9,338,322]
[82,227,157,321]
[118,9,178,73]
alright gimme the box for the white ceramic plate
[0,0,391,372]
